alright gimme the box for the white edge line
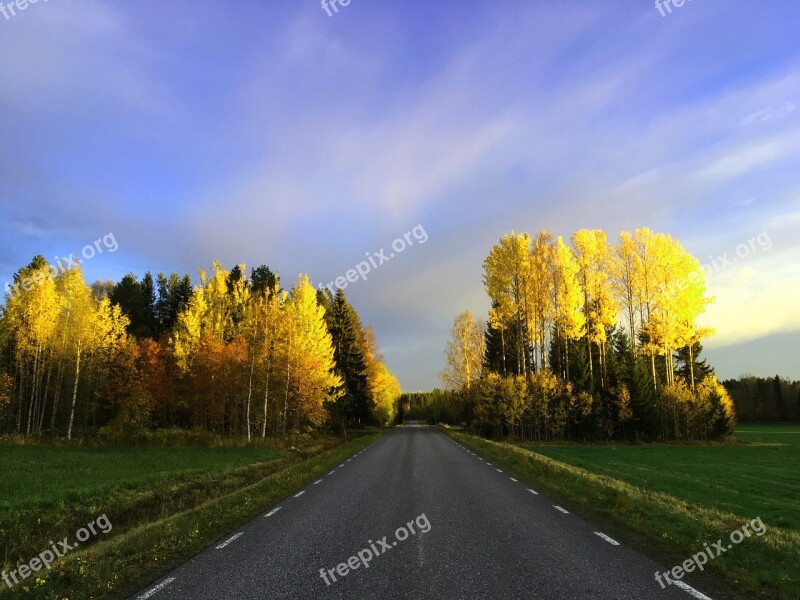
[265,507,282,517]
[593,531,619,546]
[674,581,714,600]
[553,505,569,514]
[496,468,503,472]
[328,471,335,475]
[510,477,518,482]
[527,488,538,495]
[137,577,176,600]
[294,490,306,498]
[313,479,323,485]
[215,532,243,549]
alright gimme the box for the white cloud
[695,141,783,181]
[740,102,796,126]
[700,208,800,347]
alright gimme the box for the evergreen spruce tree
[674,342,714,389]
[484,307,523,376]
[324,289,372,425]
[250,266,280,296]
[567,340,592,394]
[110,275,149,338]
[141,272,157,335]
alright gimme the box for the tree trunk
[26,346,40,436]
[500,329,506,375]
[246,351,255,442]
[51,358,64,430]
[38,349,54,432]
[650,352,657,391]
[67,342,82,441]
[262,339,272,438]
[282,335,291,438]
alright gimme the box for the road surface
[131,427,713,599]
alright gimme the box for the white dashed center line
[137,578,175,599]
[593,532,619,545]
[216,532,243,549]
[674,581,714,600]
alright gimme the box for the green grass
[0,445,284,509]
[0,433,380,599]
[446,427,800,600]
[520,423,800,531]
[0,437,355,576]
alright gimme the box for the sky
[1,0,799,391]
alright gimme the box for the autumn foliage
[440,228,736,441]
[0,258,400,441]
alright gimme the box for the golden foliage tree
[441,309,486,392]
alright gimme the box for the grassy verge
[0,444,295,567]
[443,429,799,600]
[1,433,381,599]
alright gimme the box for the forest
[434,228,739,442]
[0,257,400,442]
[723,375,800,422]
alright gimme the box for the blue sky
[1,0,799,390]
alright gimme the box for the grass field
[0,446,283,513]
[0,445,285,510]
[0,440,332,571]
[521,423,800,531]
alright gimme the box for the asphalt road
[130,427,714,600]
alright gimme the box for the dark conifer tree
[250,265,279,296]
[324,289,372,425]
[110,274,151,338]
[674,342,714,389]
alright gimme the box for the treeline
[398,390,462,424]
[723,376,800,422]
[0,256,400,441]
[438,228,736,442]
